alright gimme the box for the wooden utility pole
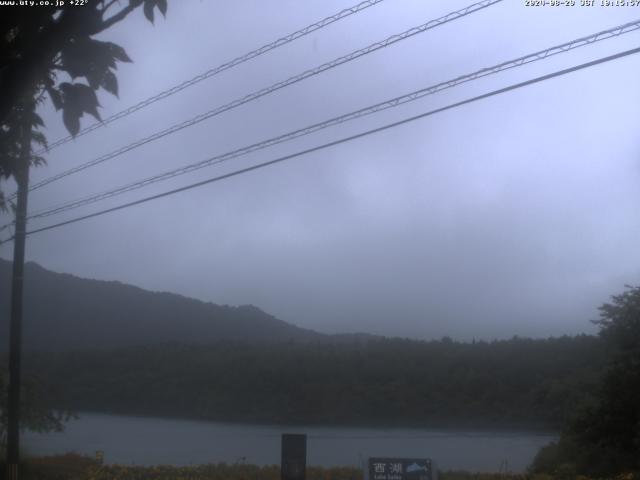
[6,114,31,480]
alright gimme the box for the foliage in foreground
[1,454,640,480]
[0,368,74,450]
[0,1,169,212]
[530,286,640,477]
[0,455,361,480]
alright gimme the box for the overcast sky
[2,0,640,340]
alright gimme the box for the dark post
[6,117,31,480]
[281,433,307,480]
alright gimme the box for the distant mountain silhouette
[0,259,327,351]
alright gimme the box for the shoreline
[63,410,560,436]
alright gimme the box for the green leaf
[157,0,167,17]
[62,108,80,137]
[61,40,130,96]
[31,131,48,149]
[85,70,102,90]
[72,84,102,121]
[60,82,102,135]
[102,70,119,97]
[31,155,47,167]
[75,6,104,36]
[31,112,45,129]
[60,38,99,78]
[61,39,120,84]
[107,42,132,63]
[47,87,63,111]
[143,0,155,23]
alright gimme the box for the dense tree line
[17,335,605,429]
[530,286,640,477]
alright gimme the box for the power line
[5,45,637,243]
[23,0,503,195]
[20,18,640,224]
[35,0,388,155]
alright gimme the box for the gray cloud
[2,0,640,340]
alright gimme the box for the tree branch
[100,4,137,32]
[100,0,121,14]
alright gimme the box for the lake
[23,413,556,473]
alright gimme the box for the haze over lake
[23,413,556,473]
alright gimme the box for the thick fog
[1,0,639,340]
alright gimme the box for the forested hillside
[0,259,323,351]
[22,336,605,429]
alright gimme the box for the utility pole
[6,110,32,480]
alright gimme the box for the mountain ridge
[0,258,332,351]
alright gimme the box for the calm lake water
[23,413,556,473]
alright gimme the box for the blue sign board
[368,457,433,480]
